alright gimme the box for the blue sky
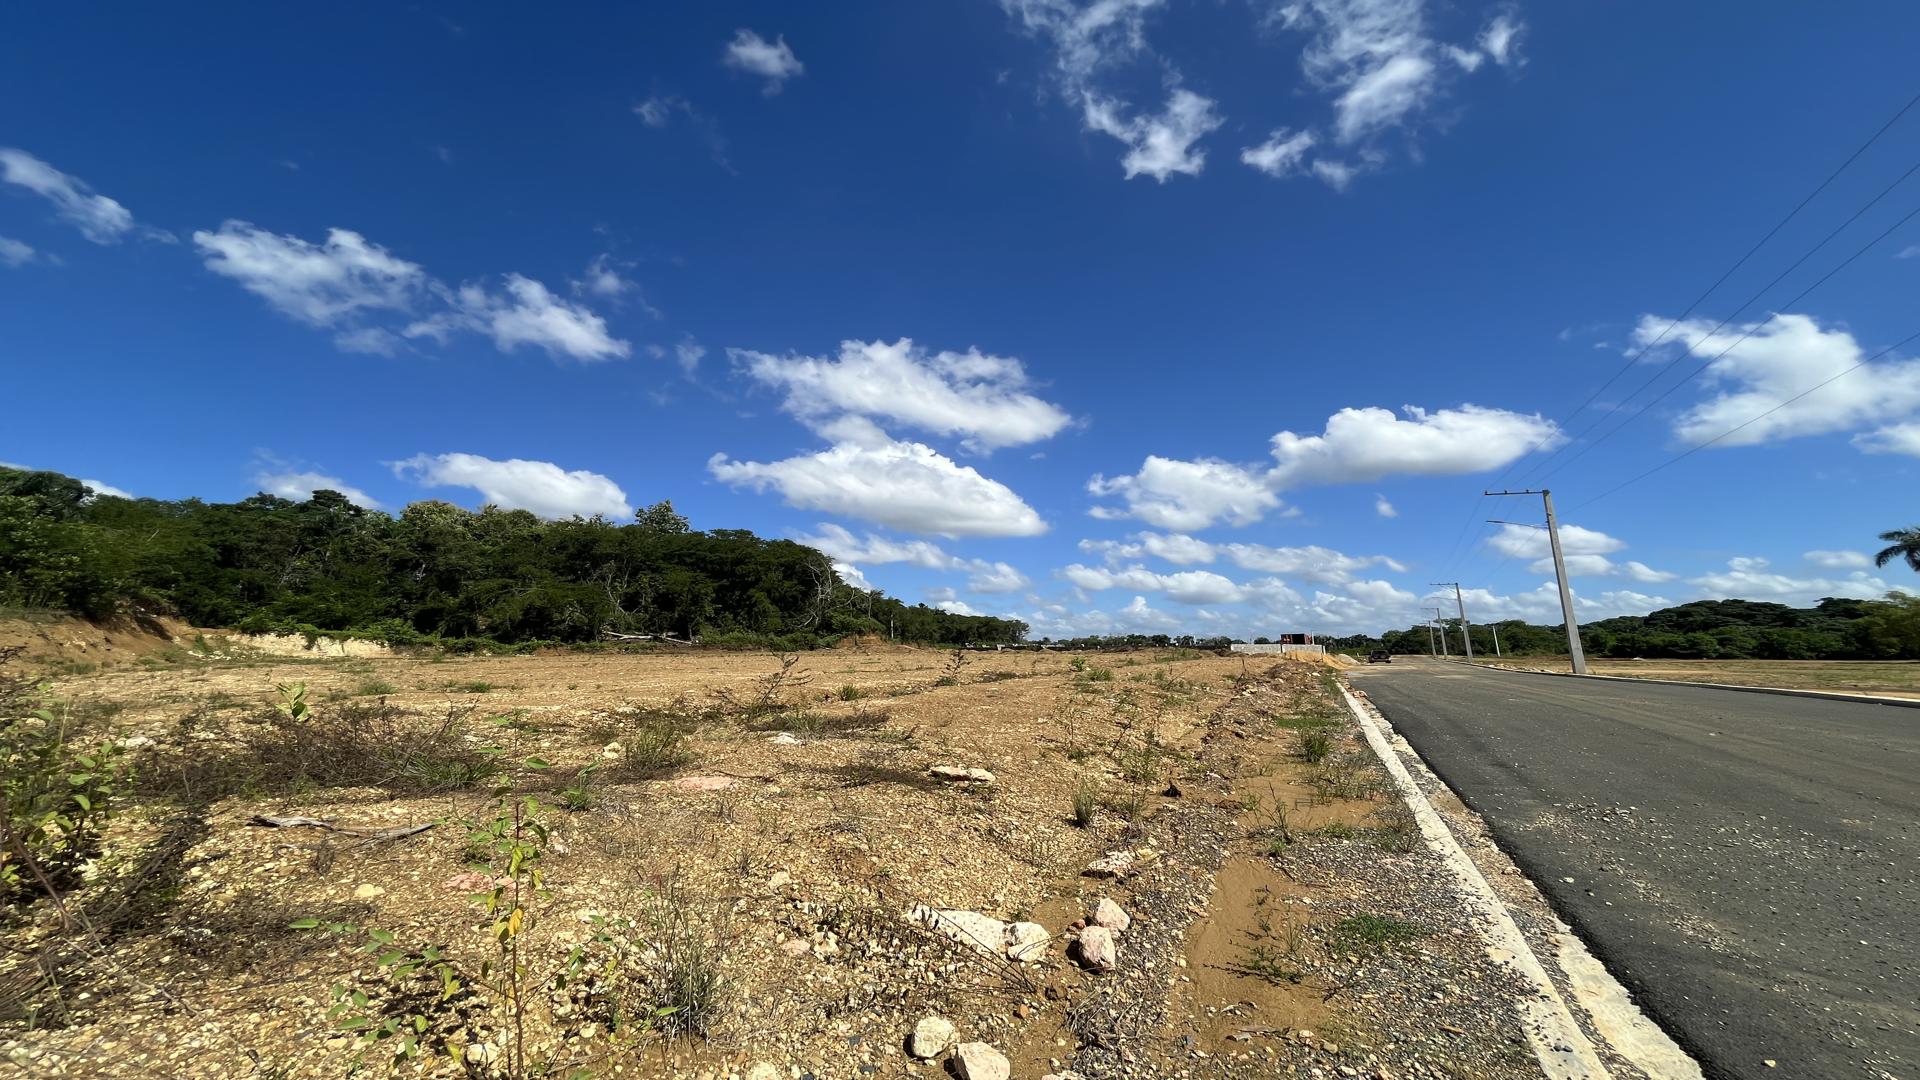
[4,1,1919,638]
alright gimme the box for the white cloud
[935,597,985,616]
[1269,405,1561,487]
[1027,593,1187,638]
[709,436,1047,538]
[969,562,1032,593]
[1635,312,1920,449]
[1898,245,1920,260]
[1374,493,1397,518]
[1805,549,1872,570]
[1309,158,1362,190]
[575,254,636,300]
[834,562,874,591]
[1240,128,1317,178]
[1082,88,1223,182]
[1000,0,1162,83]
[1488,522,1625,560]
[723,29,804,93]
[1478,12,1524,67]
[1687,556,1890,606]
[794,523,961,569]
[675,336,706,376]
[410,275,630,362]
[0,236,33,266]
[1444,44,1484,72]
[1062,563,1245,604]
[0,148,137,243]
[1089,403,1555,529]
[1220,541,1406,583]
[194,221,425,326]
[1087,457,1283,531]
[1617,560,1679,583]
[635,97,676,127]
[256,468,381,510]
[1856,421,1920,457]
[392,452,630,519]
[80,478,132,500]
[732,338,1070,451]
[1333,52,1436,143]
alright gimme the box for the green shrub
[1299,728,1335,763]
[1069,779,1098,827]
[1,673,123,898]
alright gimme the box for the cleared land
[2,636,1577,1079]
[1478,656,1920,699]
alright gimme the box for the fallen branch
[249,814,436,843]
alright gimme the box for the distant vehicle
[1366,650,1393,664]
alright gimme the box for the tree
[634,500,690,534]
[1873,526,1920,573]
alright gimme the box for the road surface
[1349,659,1917,1080]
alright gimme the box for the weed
[837,684,865,701]
[978,670,1018,683]
[1234,943,1303,985]
[1082,666,1114,683]
[933,649,971,687]
[611,720,690,779]
[1099,788,1145,821]
[1328,913,1427,953]
[1367,800,1422,853]
[1299,727,1335,764]
[0,649,124,898]
[1316,821,1358,840]
[1310,754,1381,801]
[1259,801,1294,854]
[559,763,602,811]
[1068,656,1088,673]
[222,686,501,796]
[1069,778,1098,827]
[447,680,494,694]
[353,678,398,696]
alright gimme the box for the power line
[1531,199,1920,484]
[1570,326,1920,511]
[1499,87,1920,486]
[1432,87,1920,579]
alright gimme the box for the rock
[1043,983,1065,1001]
[1075,925,1117,971]
[779,938,811,958]
[1005,921,1051,962]
[745,1064,781,1080]
[672,775,736,792]
[768,733,803,746]
[463,1043,499,1065]
[353,883,385,900]
[953,1042,1011,1080]
[909,1015,957,1059]
[929,765,995,784]
[910,906,1008,954]
[1084,850,1135,878]
[767,870,792,890]
[1091,898,1131,933]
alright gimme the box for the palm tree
[1873,527,1920,572]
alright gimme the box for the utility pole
[1431,582,1474,661]
[1425,606,1448,658]
[1486,489,1588,674]
[1490,622,1502,657]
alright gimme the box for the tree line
[1324,596,1920,661]
[0,467,1029,648]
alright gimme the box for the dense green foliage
[1327,595,1920,661]
[0,467,1027,647]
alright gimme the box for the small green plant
[1367,800,1422,853]
[933,649,971,687]
[291,919,464,1067]
[1317,821,1358,840]
[1082,666,1114,683]
[1260,800,1294,855]
[1069,778,1098,827]
[1328,912,1427,953]
[838,684,866,701]
[450,680,494,694]
[1299,727,1335,763]
[559,762,601,811]
[353,678,398,696]
[1099,788,1145,821]
[1234,943,1303,985]
[613,720,690,778]
[1068,655,1089,672]
[1,684,123,897]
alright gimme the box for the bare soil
[1,638,1552,1079]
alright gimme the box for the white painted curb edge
[1338,681,1614,1080]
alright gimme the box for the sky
[4,1,1919,640]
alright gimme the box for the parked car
[1366,650,1393,664]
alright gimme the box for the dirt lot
[2,638,1564,1079]
[1480,657,1920,699]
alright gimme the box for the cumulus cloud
[256,467,381,509]
[1374,494,1397,518]
[80,478,133,500]
[723,30,804,93]
[1027,593,1188,638]
[733,338,1071,451]
[575,253,638,301]
[710,436,1046,538]
[1805,549,1873,569]
[1855,421,1920,457]
[969,562,1032,593]
[408,275,631,362]
[1082,88,1223,182]
[0,148,138,243]
[392,452,630,519]
[1635,312,1920,450]
[195,221,627,362]
[195,222,425,326]
[1087,457,1283,531]
[1090,403,1556,529]
[1687,556,1891,607]
[1219,541,1406,582]
[0,236,34,267]
[1062,563,1246,604]
[1487,521,1673,581]
[794,523,961,569]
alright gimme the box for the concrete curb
[1337,682,1613,1080]
[1436,658,1920,709]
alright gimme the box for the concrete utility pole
[1431,582,1474,661]
[1486,488,1588,674]
[1425,606,1448,658]
[1490,622,1502,657]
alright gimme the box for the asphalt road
[1349,659,1918,1080]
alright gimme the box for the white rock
[745,1063,780,1080]
[353,883,385,900]
[910,1015,957,1059]
[1005,921,1051,962]
[929,765,995,783]
[768,732,802,746]
[953,1042,1011,1080]
[1084,850,1135,878]
[910,906,1009,954]
[767,870,792,890]
[463,1043,498,1065]
[1075,925,1118,971]
[1091,897,1131,933]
